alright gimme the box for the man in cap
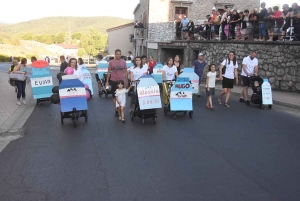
[192,53,207,97]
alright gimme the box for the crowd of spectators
[176,2,300,42]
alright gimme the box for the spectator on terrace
[175,16,182,40]
[248,9,258,40]
[187,19,195,40]
[220,6,229,40]
[210,9,217,39]
[240,10,250,41]
[290,3,300,41]
[264,7,275,41]
[278,4,292,41]
[271,6,283,36]
[180,15,189,40]
[230,9,240,40]
[258,2,267,41]
[213,10,222,40]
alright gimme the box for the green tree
[10,35,20,46]
[53,32,65,44]
[78,48,87,57]
[72,32,81,40]
[22,32,34,40]
[35,34,53,44]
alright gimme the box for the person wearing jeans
[258,2,267,41]
[13,58,28,105]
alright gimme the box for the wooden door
[175,7,188,20]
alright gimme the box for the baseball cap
[198,53,204,56]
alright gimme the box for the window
[174,7,188,20]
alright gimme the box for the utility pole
[68,21,71,44]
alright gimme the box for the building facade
[133,0,260,62]
[107,23,135,55]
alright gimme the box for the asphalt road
[0,66,300,201]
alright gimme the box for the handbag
[222,59,227,75]
[9,73,26,81]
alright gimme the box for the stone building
[133,0,260,58]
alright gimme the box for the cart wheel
[84,110,88,122]
[99,92,103,97]
[48,100,51,106]
[153,117,156,124]
[60,112,64,125]
[141,118,145,125]
[189,111,193,118]
[105,94,108,98]
[172,113,176,120]
[268,105,272,109]
[183,111,187,115]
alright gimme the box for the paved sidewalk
[0,72,35,151]
[201,82,300,110]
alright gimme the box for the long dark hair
[227,51,237,65]
[68,58,78,70]
[78,58,84,65]
[166,57,173,66]
[134,56,142,69]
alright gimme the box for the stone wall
[148,22,175,42]
[158,41,300,92]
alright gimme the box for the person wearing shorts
[240,51,258,105]
[106,49,128,116]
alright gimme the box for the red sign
[31,60,49,68]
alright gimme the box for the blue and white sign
[170,77,193,111]
[81,67,94,95]
[137,75,162,110]
[152,63,163,84]
[179,68,199,94]
[262,78,273,105]
[97,62,109,80]
[31,60,53,99]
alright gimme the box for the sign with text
[170,77,193,111]
[178,68,199,94]
[152,63,163,84]
[136,75,162,110]
[82,68,94,95]
[97,62,108,79]
[31,76,53,88]
[262,79,273,105]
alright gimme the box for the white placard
[31,76,53,88]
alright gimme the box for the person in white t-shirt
[95,55,108,95]
[141,55,149,74]
[218,51,239,108]
[68,58,84,82]
[78,58,87,71]
[162,57,178,105]
[115,80,133,122]
[130,56,147,112]
[239,51,259,105]
[206,64,220,109]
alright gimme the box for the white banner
[31,76,53,88]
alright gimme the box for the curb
[0,85,35,137]
[203,87,300,110]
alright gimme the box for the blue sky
[1,0,299,24]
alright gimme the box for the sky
[1,0,140,24]
[1,0,299,24]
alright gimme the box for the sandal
[218,97,222,105]
[119,117,122,121]
[206,105,210,108]
[224,103,230,108]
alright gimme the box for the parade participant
[173,55,183,75]
[147,55,156,74]
[106,49,128,117]
[115,80,133,122]
[206,64,220,109]
[162,57,178,105]
[141,55,148,73]
[239,51,258,105]
[68,58,84,82]
[193,53,207,97]
[218,51,239,108]
[95,55,107,95]
[60,55,68,72]
[13,58,29,105]
[8,60,19,93]
[78,58,87,71]
[31,56,37,62]
[130,56,147,112]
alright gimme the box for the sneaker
[22,100,26,105]
[17,101,21,106]
[119,117,122,121]
[239,98,246,103]
[246,100,250,105]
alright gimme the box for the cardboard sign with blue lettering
[97,62,108,79]
[262,78,273,105]
[30,60,53,99]
[126,61,134,69]
[179,68,199,94]
[152,63,163,84]
[170,77,193,111]
[59,75,88,112]
[137,75,162,110]
[81,67,94,95]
